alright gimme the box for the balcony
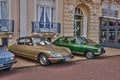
[32,22,61,34]
[0,19,14,33]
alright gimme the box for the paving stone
[12,48,120,69]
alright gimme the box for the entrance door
[108,29,115,43]
[74,20,81,36]
[2,38,8,47]
[74,7,83,36]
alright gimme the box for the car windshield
[77,37,88,44]
[33,37,51,46]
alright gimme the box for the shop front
[100,17,120,48]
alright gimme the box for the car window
[70,38,77,44]
[33,37,51,46]
[18,39,25,45]
[62,37,70,43]
[77,37,88,44]
[25,38,32,45]
[56,37,65,42]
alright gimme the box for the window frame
[102,1,118,18]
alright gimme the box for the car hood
[35,44,71,56]
[0,49,14,58]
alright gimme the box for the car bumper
[95,49,106,55]
[0,60,17,70]
[48,55,74,63]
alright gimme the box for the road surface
[0,56,120,80]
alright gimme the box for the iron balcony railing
[32,22,61,34]
[0,19,14,32]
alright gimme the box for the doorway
[2,38,8,47]
[74,7,83,36]
[74,20,82,36]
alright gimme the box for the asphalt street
[0,56,120,80]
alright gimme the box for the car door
[23,38,36,59]
[56,37,71,47]
[72,37,87,54]
[68,37,82,54]
[14,38,26,56]
[55,37,78,53]
[61,37,84,55]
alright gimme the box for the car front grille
[100,48,105,54]
[3,63,13,67]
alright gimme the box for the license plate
[0,64,3,67]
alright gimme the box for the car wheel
[38,54,49,66]
[85,51,94,59]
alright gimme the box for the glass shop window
[0,38,2,46]
[118,29,120,43]
[109,29,115,43]
[117,20,120,27]
[101,19,107,27]
[109,20,116,26]
[101,30,107,43]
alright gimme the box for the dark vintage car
[8,36,73,66]
[52,36,105,59]
[0,49,16,71]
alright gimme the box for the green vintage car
[53,36,105,59]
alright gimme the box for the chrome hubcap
[40,56,47,65]
[86,52,94,58]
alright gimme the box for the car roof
[59,36,84,38]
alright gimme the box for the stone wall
[63,0,101,43]
[63,0,74,36]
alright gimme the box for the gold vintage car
[8,36,73,66]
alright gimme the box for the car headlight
[49,51,62,57]
[98,48,101,52]
[8,57,14,61]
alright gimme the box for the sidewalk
[12,48,120,69]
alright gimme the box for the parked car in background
[8,36,74,66]
[0,49,16,71]
[52,36,106,59]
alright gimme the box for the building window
[37,0,55,22]
[109,3,118,18]
[37,0,56,32]
[102,1,118,18]
[75,7,83,16]
[0,0,8,19]
[102,1,109,17]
